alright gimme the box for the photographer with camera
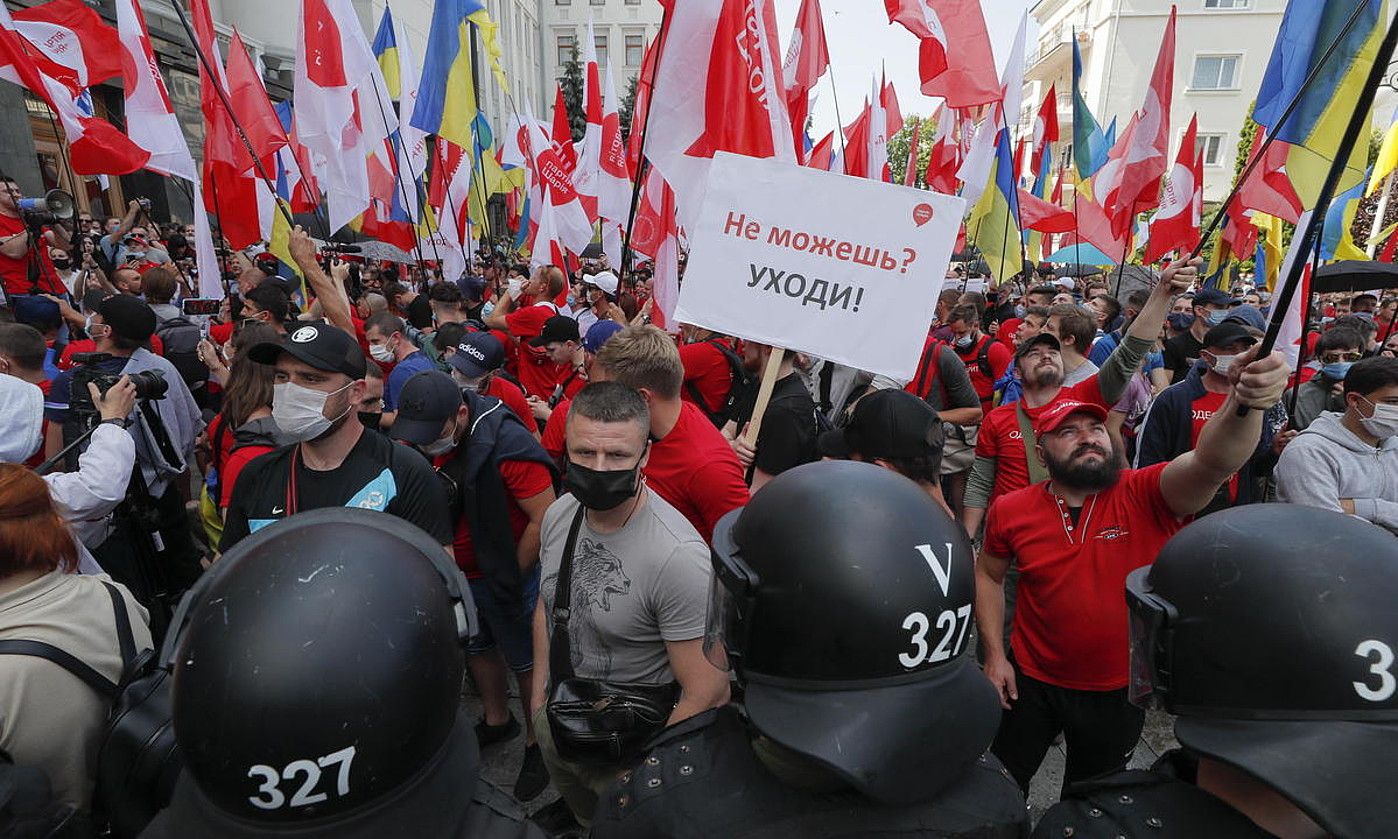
[43,295,204,618]
[0,174,70,304]
[97,198,166,269]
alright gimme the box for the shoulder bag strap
[548,505,588,685]
[0,640,119,699]
[1016,403,1049,486]
[102,581,137,670]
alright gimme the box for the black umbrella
[1313,260,1398,293]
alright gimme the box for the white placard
[675,152,965,381]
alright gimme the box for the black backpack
[152,316,206,393]
[686,339,754,428]
[0,582,180,838]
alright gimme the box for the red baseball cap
[1033,399,1109,437]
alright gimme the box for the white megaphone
[17,189,75,220]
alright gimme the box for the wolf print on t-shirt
[547,536,632,673]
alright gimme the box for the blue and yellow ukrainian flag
[969,130,1023,285]
[1072,33,1111,179]
[372,7,403,100]
[1254,0,1386,208]
[410,0,506,152]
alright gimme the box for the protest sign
[675,152,966,381]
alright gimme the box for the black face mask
[565,450,646,511]
[52,258,72,270]
[357,411,383,432]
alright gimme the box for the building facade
[539,0,663,100]
[1023,0,1288,202]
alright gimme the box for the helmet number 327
[247,745,357,810]
[1354,640,1397,703]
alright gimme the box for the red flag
[881,75,904,139]
[226,31,289,172]
[924,107,959,194]
[885,0,999,107]
[626,35,659,177]
[1232,129,1303,223]
[1030,84,1059,174]
[685,0,792,161]
[0,5,146,176]
[1146,115,1203,264]
[190,0,261,248]
[1018,188,1075,234]
[551,82,577,173]
[1013,136,1027,187]
[12,0,122,96]
[782,0,830,158]
[903,120,921,187]
[842,100,871,178]
[303,0,347,87]
[1113,8,1175,221]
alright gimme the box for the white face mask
[1207,353,1238,377]
[1359,396,1398,439]
[273,380,353,442]
[421,422,458,456]
[368,341,395,363]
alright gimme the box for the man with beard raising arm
[973,339,1290,799]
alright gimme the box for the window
[625,0,640,4]
[1204,0,1250,8]
[556,0,570,4]
[591,0,605,5]
[1196,133,1226,166]
[595,34,609,66]
[625,34,644,67]
[1191,55,1240,90]
[557,33,576,65]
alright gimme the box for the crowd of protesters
[0,177,1396,838]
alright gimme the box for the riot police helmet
[1127,504,1398,839]
[707,460,1000,804]
[167,508,479,836]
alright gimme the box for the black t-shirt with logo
[731,372,820,478]
[220,428,452,552]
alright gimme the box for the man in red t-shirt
[515,315,586,404]
[591,325,749,542]
[677,327,740,424]
[0,176,69,300]
[974,340,1290,797]
[961,260,1193,538]
[389,369,558,800]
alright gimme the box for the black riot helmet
[166,508,480,837]
[707,460,1000,804]
[1127,504,1398,839]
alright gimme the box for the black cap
[390,370,463,446]
[528,315,581,347]
[248,323,367,379]
[818,390,944,461]
[1202,321,1259,350]
[1014,331,1061,360]
[448,332,504,378]
[1192,288,1233,308]
[97,294,157,342]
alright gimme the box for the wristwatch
[100,417,132,429]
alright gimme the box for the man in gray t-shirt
[530,381,730,829]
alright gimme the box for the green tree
[887,114,937,186]
[618,75,639,144]
[1233,102,1259,184]
[558,51,586,143]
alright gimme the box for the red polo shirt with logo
[984,462,1187,690]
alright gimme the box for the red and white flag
[1018,188,1075,233]
[884,0,999,107]
[572,17,603,224]
[597,59,633,262]
[648,0,796,229]
[841,99,871,178]
[1030,84,1059,175]
[1232,128,1303,224]
[0,4,146,176]
[629,168,680,332]
[782,0,829,162]
[1145,115,1203,264]
[1112,7,1175,223]
[293,0,396,232]
[924,106,959,194]
[869,76,890,183]
[11,0,122,99]
[520,97,594,263]
[1274,210,1313,370]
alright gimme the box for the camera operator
[0,174,70,304]
[43,295,204,614]
[97,199,165,268]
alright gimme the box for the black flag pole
[1241,9,1398,417]
[619,6,669,284]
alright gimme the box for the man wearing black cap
[818,389,953,516]
[1162,287,1233,383]
[449,331,539,436]
[391,369,557,801]
[219,322,451,553]
[1135,322,1286,514]
[521,314,586,406]
[44,293,205,606]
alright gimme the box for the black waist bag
[546,506,679,766]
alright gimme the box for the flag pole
[364,71,431,271]
[1243,7,1398,417]
[1368,170,1395,257]
[1192,0,1374,260]
[826,59,848,166]
[1287,213,1324,421]
[165,0,294,232]
[468,26,495,248]
[619,6,669,283]
[1113,217,1133,297]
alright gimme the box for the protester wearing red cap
[975,338,1292,799]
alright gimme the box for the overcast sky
[770,0,1037,137]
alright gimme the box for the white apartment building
[1024,0,1288,202]
[540,0,665,98]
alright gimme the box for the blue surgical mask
[1205,309,1229,326]
[1014,304,1027,319]
[1167,312,1194,332]
[1322,361,1354,381]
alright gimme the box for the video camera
[69,352,168,433]
[16,189,75,228]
